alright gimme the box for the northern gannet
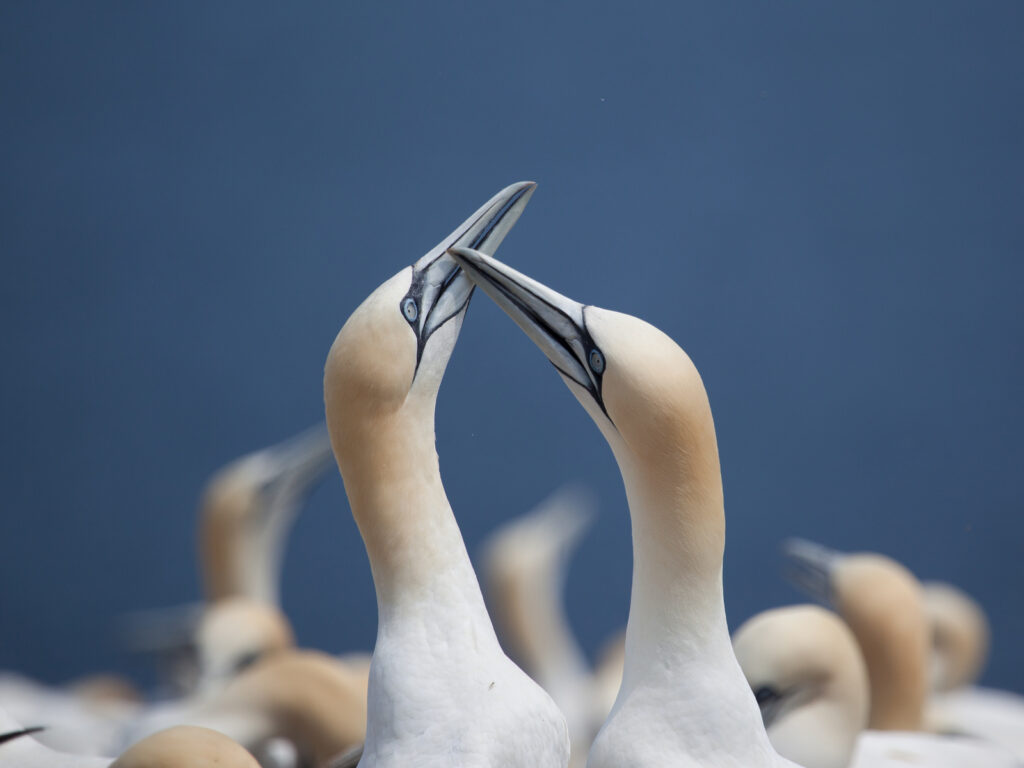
[323,183,570,767]
[0,674,140,756]
[732,605,1020,768]
[784,539,930,732]
[481,486,597,767]
[200,423,335,607]
[448,246,796,767]
[193,597,295,692]
[733,606,869,768]
[921,583,1023,758]
[120,425,332,696]
[922,581,989,692]
[121,649,368,764]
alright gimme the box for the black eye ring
[588,348,605,374]
[402,297,419,322]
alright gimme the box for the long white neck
[594,437,781,765]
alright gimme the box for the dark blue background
[2,3,1022,693]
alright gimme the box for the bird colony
[2,183,1020,767]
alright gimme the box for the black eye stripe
[402,263,472,376]
[481,275,613,423]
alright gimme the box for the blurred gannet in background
[192,598,295,695]
[0,674,140,757]
[732,605,1020,768]
[193,424,335,690]
[784,539,929,732]
[733,606,869,768]
[199,424,334,607]
[122,650,368,765]
[323,182,569,766]
[481,486,597,767]
[923,582,990,693]
[0,706,260,767]
[922,584,1024,758]
[589,632,624,732]
[121,425,333,696]
[449,246,796,767]
[0,425,324,757]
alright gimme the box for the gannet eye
[754,686,780,707]
[588,348,605,374]
[402,297,419,323]
[753,685,784,726]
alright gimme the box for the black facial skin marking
[400,264,473,375]
[753,685,785,727]
[0,726,45,746]
[483,273,611,423]
[232,649,264,675]
[399,184,533,377]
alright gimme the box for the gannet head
[733,605,869,768]
[212,650,368,766]
[922,581,989,691]
[447,247,724,562]
[111,725,261,768]
[200,423,335,604]
[325,183,535,456]
[195,597,295,691]
[784,539,929,730]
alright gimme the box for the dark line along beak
[783,538,841,605]
[446,246,610,421]
[0,726,45,746]
[407,182,537,368]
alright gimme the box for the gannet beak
[783,538,840,604]
[406,182,537,368]
[265,423,334,497]
[445,246,609,418]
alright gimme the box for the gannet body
[928,687,1024,761]
[482,486,597,767]
[733,606,1020,768]
[0,708,259,768]
[449,246,796,767]
[323,183,569,767]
